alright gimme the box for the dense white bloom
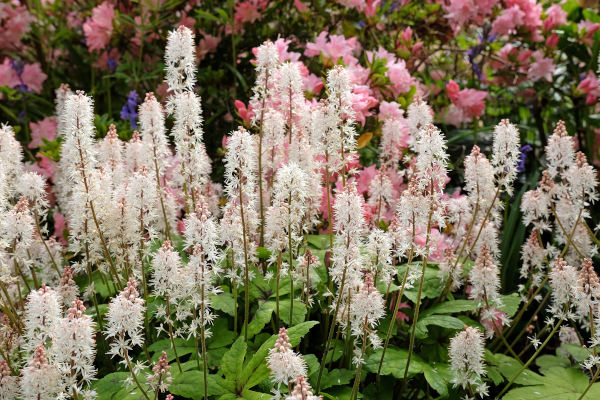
[449,327,487,397]
[288,132,322,224]
[54,83,74,136]
[574,258,600,324]
[365,229,395,285]
[23,285,61,354]
[468,245,501,307]
[491,119,520,195]
[548,258,578,319]
[57,265,79,308]
[51,298,97,392]
[545,121,575,179]
[1,197,35,263]
[182,203,223,336]
[221,128,259,273]
[413,124,448,200]
[16,172,49,215]
[164,25,196,92]
[438,249,462,291]
[325,66,357,160]
[367,169,395,223]
[97,124,126,187]
[407,99,433,136]
[105,279,146,357]
[330,186,366,287]
[20,346,61,400]
[265,163,310,260]
[521,188,551,232]
[464,146,496,215]
[166,91,211,197]
[565,152,598,207]
[350,273,385,364]
[0,360,17,400]
[519,231,547,298]
[139,92,172,171]
[250,41,280,127]
[0,123,23,197]
[267,328,307,388]
[394,183,429,258]
[60,91,98,181]
[276,62,305,141]
[379,116,409,168]
[151,241,184,298]
[285,375,320,400]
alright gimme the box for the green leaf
[502,367,600,400]
[246,302,274,339]
[560,344,592,363]
[169,370,227,399]
[416,314,465,338]
[419,299,479,319]
[221,336,247,390]
[211,292,236,316]
[487,353,543,386]
[423,362,453,397]
[94,372,129,400]
[307,234,330,250]
[400,263,444,302]
[318,368,355,390]
[498,293,521,318]
[365,347,426,379]
[147,338,196,362]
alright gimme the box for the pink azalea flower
[198,33,221,61]
[401,27,413,42]
[351,86,378,126]
[234,100,254,123]
[53,211,68,244]
[446,80,460,102]
[272,38,301,62]
[579,21,600,46]
[21,63,47,94]
[82,2,115,51]
[546,32,559,47]
[444,104,468,127]
[393,302,411,323]
[578,74,600,105]
[303,73,323,94]
[543,4,567,31]
[387,60,414,96]
[93,48,121,71]
[305,32,360,65]
[527,51,554,82]
[234,0,268,24]
[0,3,33,51]
[34,154,56,182]
[491,6,525,36]
[505,0,543,34]
[481,308,508,336]
[0,58,20,88]
[293,0,309,12]
[357,165,377,196]
[29,117,57,149]
[446,80,487,120]
[456,88,487,118]
[379,101,403,121]
[337,0,380,16]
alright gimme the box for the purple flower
[120,90,141,129]
[517,144,532,172]
[107,58,117,73]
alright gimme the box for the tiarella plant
[1,7,600,399]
